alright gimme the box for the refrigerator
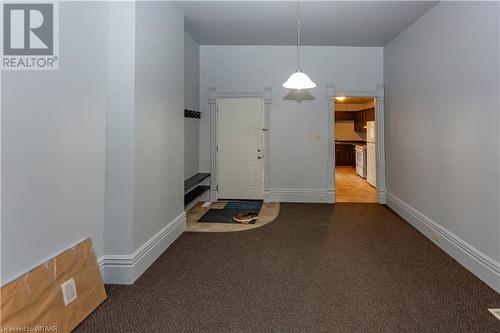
[366,121,376,187]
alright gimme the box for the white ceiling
[174,1,437,46]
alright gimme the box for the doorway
[216,97,264,199]
[333,96,377,202]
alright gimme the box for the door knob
[257,148,262,152]
[257,156,262,160]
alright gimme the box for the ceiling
[334,96,374,104]
[174,1,437,46]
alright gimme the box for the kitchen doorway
[333,96,377,202]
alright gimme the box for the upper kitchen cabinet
[335,98,375,133]
[335,111,356,121]
[354,108,375,132]
[335,96,375,133]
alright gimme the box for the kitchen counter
[335,140,366,146]
[335,141,366,167]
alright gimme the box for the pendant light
[282,1,316,90]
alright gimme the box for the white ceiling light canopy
[283,2,316,90]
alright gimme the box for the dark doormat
[198,200,263,224]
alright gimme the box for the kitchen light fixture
[282,2,316,90]
[335,96,346,101]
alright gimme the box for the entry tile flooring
[335,167,377,202]
[186,201,280,232]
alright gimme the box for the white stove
[355,145,367,178]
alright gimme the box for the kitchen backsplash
[335,121,366,141]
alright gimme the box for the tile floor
[335,166,377,202]
[186,201,280,232]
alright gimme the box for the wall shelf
[184,173,210,207]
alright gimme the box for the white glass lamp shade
[282,69,317,90]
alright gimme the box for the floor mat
[198,200,263,224]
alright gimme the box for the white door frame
[327,84,387,204]
[208,87,272,202]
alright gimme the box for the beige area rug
[186,201,280,232]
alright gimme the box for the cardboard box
[1,238,107,332]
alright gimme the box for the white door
[217,98,264,199]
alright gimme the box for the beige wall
[335,121,366,141]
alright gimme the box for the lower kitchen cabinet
[335,144,355,167]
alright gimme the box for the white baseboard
[386,193,500,293]
[98,212,186,284]
[377,191,387,204]
[265,188,333,203]
[209,189,217,202]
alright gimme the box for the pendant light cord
[296,1,301,70]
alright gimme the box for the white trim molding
[387,193,500,293]
[266,188,333,203]
[326,85,335,204]
[208,87,272,202]
[208,87,218,201]
[99,212,186,284]
[263,87,272,196]
[375,85,387,204]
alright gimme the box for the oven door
[355,147,366,178]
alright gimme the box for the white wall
[184,32,200,179]
[1,1,186,285]
[1,2,108,284]
[384,2,500,288]
[200,46,382,195]
[104,1,135,256]
[184,119,199,179]
[133,1,184,250]
[185,32,200,111]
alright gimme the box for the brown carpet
[76,203,500,332]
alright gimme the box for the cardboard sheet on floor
[0,238,107,332]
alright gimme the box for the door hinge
[216,145,218,152]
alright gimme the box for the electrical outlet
[432,233,441,242]
[61,278,77,306]
[489,309,500,321]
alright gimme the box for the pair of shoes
[232,212,258,224]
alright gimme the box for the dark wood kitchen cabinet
[354,108,375,132]
[335,111,356,121]
[365,107,375,121]
[335,144,355,167]
[354,111,365,132]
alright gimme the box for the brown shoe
[233,212,258,224]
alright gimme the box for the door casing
[208,88,272,202]
[328,84,387,204]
